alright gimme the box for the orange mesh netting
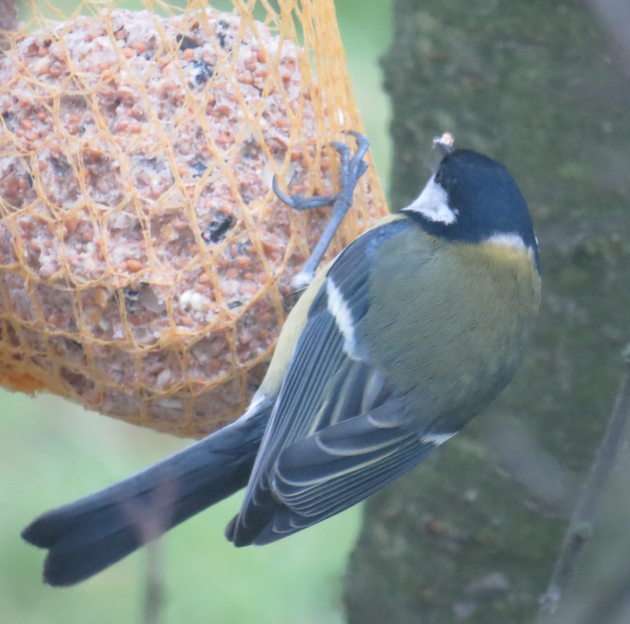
[0,0,387,437]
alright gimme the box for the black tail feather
[22,408,269,586]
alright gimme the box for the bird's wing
[255,403,438,544]
[227,217,436,545]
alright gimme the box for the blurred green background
[0,1,392,622]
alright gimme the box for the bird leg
[273,131,370,290]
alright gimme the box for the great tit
[22,135,541,586]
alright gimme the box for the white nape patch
[485,232,528,251]
[402,175,458,225]
[421,432,457,447]
[326,277,358,358]
[486,233,539,265]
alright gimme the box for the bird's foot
[272,131,370,290]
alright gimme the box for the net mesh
[0,0,387,437]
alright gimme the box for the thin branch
[0,0,17,52]
[586,0,630,77]
[537,344,630,621]
[144,540,165,624]
[0,0,16,30]
[577,560,630,624]
[482,411,578,517]
[123,479,175,624]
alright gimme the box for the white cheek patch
[326,277,358,359]
[485,232,527,251]
[403,175,458,225]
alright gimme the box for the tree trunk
[344,1,630,622]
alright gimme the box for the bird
[22,133,541,586]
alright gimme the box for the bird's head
[402,147,540,270]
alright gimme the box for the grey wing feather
[228,308,367,545]
[254,402,436,543]
[226,218,421,546]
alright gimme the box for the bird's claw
[273,132,369,214]
[272,176,335,211]
[273,131,371,289]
